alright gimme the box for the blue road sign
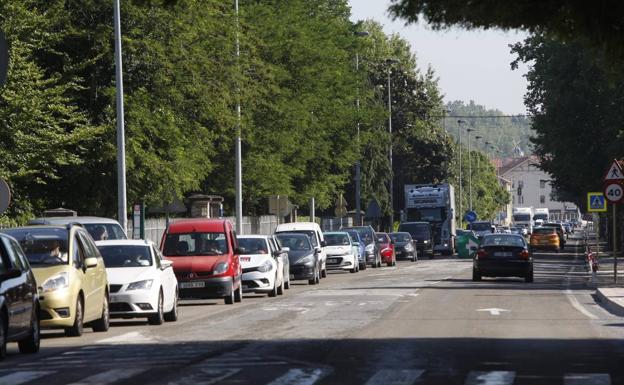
[464,210,478,223]
[587,192,606,212]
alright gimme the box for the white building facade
[498,156,580,221]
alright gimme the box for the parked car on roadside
[344,230,367,270]
[375,232,396,267]
[0,233,40,357]
[274,222,327,278]
[96,239,178,325]
[161,219,243,305]
[275,233,322,285]
[237,235,289,297]
[28,216,127,241]
[529,227,560,253]
[323,231,359,273]
[1,225,110,337]
[341,226,381,268]
[389,232,417,262]
[398,222,434,258]
[472,233,533,283]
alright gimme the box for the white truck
[533,208,549,226]
[513,207,534,235]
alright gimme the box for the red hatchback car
[375,232,396,267]
[161,219,243,305]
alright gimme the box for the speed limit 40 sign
[604,183,624,203]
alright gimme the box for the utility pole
[354,31,369,226]
[457,120,466,221]
[234,0,243,234]
[466,127,474,210]
[113,0,127,233]
[386,59,399,230]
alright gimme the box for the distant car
[96,240,178,324]
[398,222,434,258]
[469,221,495,239]
[375,232,396,267]
[541,222,566,250]
[344,230,367,270]
[2,225,110,336]
[340,226,381,268]
[529,227,560,253]
[0,233,40,357]
[498,226,511,234]
[237,235,289,297]
[275,233,321,285]
[509,226,523,236]
[28,216,127,240]
[473,234,533,283]
[389,232,417,262]
[323,232,359,273]
[275,222,327,278]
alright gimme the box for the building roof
[496,155,541,176]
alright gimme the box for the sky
[348,1,530,115]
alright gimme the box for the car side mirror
[85,257,98,268]
[281,247,290,252]
[234,247,245,255]
[353,242,360,247]
[0,269,20,281]
[314,247,322,254]
[320,241,327,248]
[161,259,173,269]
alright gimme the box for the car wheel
[269,274,278,297]
[429,253,435,259]
[377,257,382,268]
[321,268,327,278]
[360,262,367,270]
[65,297,84,337]
[164,289,178,322]
[387,260,393,267]
[412,254,417,262]
[18,304,40,354]
[0,312,6,360]
[315,268,320,284]
[472,268,482,282]
[284,276,291,290]
[525,269,534,283]
[148,291,164,325]
[308,267,318,285]
[277,276,285,295]
[234,281,243,303]
[92,293,110,332]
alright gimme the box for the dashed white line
[364,369,425,385]
[66,368,146,385]
[564,373,611,385]
[464,371,515,385]
[266,368,328,385]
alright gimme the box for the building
[495,156,580,221]
[496,175,512,226]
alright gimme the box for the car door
[0,238,25,334]
[77,230,106,322]
[5,238,36,331]
[267,238,282,286]
[153,245,174,310]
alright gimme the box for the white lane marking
[266,368,327,385]
[66,368,146,385]
[364,369,425,385]
[464,371,515,385]
[167,368,240,385]
[96,331,155,344]
[564,289,599,320]
[0,371,54,385]
[200,361,288,367]
[477,308,510,316]
[564,373,611,385]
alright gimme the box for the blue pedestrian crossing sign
[587,192,606,212]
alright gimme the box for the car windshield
[97,245,152,267]
[345,231,361,243]
[390,233,411,242]
[375,233,389,243]
[343,227,373,245]
[513,214,531,221]
[481,235,525,247]
[275,234,311,251]
[84,223,127,240]
[163,232,228,256]
[277,230,317,247]
[398,223,430,236]
[1,228,69,266]
[470,222,492,231]
[237,238,268,254]
[533,227,556,235]
[324,233,351,246]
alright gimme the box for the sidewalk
[584,228,624,316]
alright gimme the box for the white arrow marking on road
[477,308,510,316]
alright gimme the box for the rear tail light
[477,249,488,258]
[520,250,530,259]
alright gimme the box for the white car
[96,240,178,325]
[323,231,359,273]
[237,235,289,297]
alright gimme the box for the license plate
[494,252,512,257]
[289,274,295,279]
[240,256,251,262]
[540,240,551,244]
[180,281,205,289]
[328,258,338,264]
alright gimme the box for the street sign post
[604,183,624,203]
[602,160,624,283]
[587,192,606,212]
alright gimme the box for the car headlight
[404,244,414,251]
[365,243,374,252]
[214,262,229,275]
[296,255,314,264]
[41,272,69,293]
[257,260,273,273]
[423,240,429,244]
[127,280,153,291]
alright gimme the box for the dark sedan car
[275,233,321,285]
[473,234,533,283]
[0,233,40,358]
[389,232,417,262]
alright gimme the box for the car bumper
[475,260,532,277]
[530,243,559,251]
[242,270,276,293]
[109,290,159,317]
[289,264,316,280]
[38,289,78,328]
[365,251,377,264]
[326,255,356,271]
[178,276,233,299]
[395,250,414,259]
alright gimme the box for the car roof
[29,216,122,225]
[237,235,268,239]
[95,239,154,247]
[167,219,230,232]
[399,221,429,225]
[275,222,320,231]
[323,231,349,235]
[390,232,411,235]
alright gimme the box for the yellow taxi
[529,227,560,253]
[1,225,109,336]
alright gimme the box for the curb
[596,288,624,317]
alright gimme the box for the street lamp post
[113,0,127,232]
[354,31,369,226]
[386,58,399,230]
[234,0,243,234]
[475,135,483,175]
[457,120,466,221]
[466,127,474,210]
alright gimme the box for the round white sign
[604,183,624,203]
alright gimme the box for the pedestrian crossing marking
[364,369,425,385]
[66,368,147,385]
[464,371,515,385]
[564,373,611,385]
[265,368,327,385]
[0,370,53,385]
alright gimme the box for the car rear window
[390,233,411,242]
[481,235,525,247]
[533,227,556,235]
[398,223,430,236]
[84,223,127,241]
[163,232,227,256]
[98,245,152,267]
[470,222,492,231]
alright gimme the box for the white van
[274,222,327,278]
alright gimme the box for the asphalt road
[2,234,624,385]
